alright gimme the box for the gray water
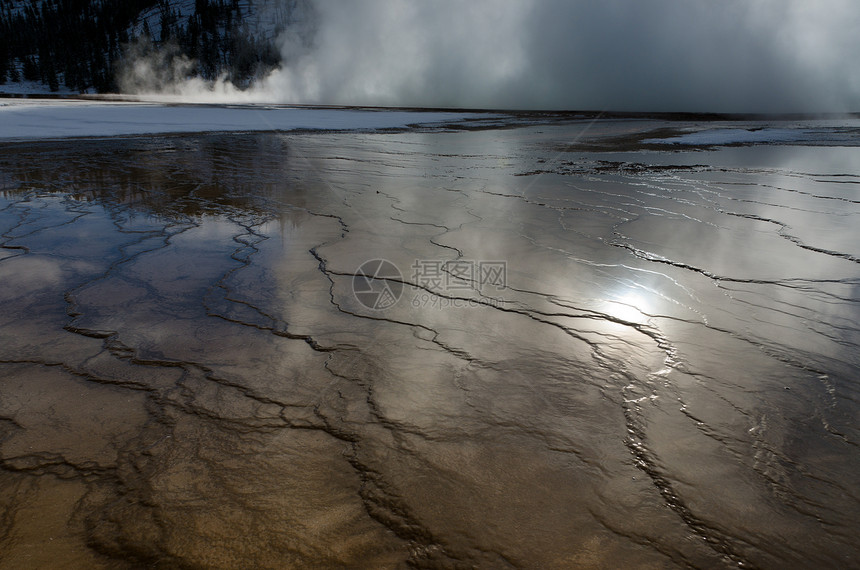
[0,119,858,568]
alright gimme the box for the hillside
[0,0,297,94]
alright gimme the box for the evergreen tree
[22,56,38,81]
[45,59,59,91]
[0,41,7,85]
[0,0,288,93]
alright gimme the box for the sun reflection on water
[602,291,652,325]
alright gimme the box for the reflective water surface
[0,121,858,568]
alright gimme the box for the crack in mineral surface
[0,122,858,568]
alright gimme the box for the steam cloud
[120,0,860,112]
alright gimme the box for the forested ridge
[0,0,283,92]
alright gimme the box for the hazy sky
[131,0,860,112]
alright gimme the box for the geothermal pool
[0,111,858,568]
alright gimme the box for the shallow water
[0,121,858,568]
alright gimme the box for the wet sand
[0,119,858,568]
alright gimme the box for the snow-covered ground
[0,80,79,96]
[0,99,488,140]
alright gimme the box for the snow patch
[0,99,490,140]
[0,80,79,95]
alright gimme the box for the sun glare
[603,292,652,325]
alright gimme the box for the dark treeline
[0,0,282,92]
